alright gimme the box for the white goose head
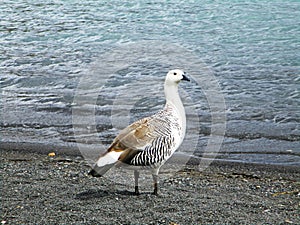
[165,69,189,86]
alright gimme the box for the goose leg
[134,170,140,195]
[152,174,159,195]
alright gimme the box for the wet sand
[1,149,299,224]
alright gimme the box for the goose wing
[107,114,173,165]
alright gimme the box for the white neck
[164,82,186,134]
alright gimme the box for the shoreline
[1,141,299,168]
[1,149,299,224]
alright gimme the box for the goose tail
[88,164,114,177]
[88,150,122,177]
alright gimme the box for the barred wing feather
[112,114,174,166]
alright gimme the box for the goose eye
[173,72,177,75]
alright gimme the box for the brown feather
[108,118,156,152]
[99,117,158,165]
[117,148,142,164]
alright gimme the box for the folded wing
[92,113,174,175]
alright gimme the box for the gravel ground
[1,150,300,224]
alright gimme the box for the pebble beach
[1,150,299,224]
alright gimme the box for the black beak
[181,74,190,81]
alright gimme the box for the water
[1,0,299,166]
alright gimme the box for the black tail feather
[88,164,114,177]
[88,169,102,177]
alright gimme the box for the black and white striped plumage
[89,69,189,195]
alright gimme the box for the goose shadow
[75,190,161,200]
[75,189,158,200]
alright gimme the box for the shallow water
[1,0,299,166]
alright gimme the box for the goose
[89,69,189,195]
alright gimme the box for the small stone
[48,152,56,157]
[263,209,270,213]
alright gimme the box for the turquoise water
[1,0,299,165]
